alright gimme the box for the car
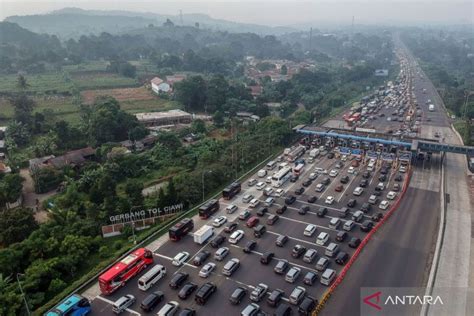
[325,196,335,204]
[249,198,260,208]
[317,207,328,217]
[379,200,390,210]
[214,247,230,261]
[376,181,385,190]
[289,286,306,305]
[321,177,331,185]
[260,252,275,265]
[113,294,136,314]
[362,171,371,179]
[309,172,318,180]
[242,194,254,203]
[302,179,312,187]
[372,190,381,196]
[224,222,238,233]
[347,166,355,174]
[254,223,266,238]
[229,230,245,244]
[222,258,240,276]
[140,291,164,312]
[368,194,378,205]
[352,210,364,222]
[387,191,397,200]
[315,257,329,272]
[194,282,217,305]
[393,183,401,191]
[298,296,317,316]
[285,266,301,283]
[361,220,374,232]
[290,175,299,182]
[351,160,360,167]
[243,240,257,253]
[335,252,349,265]
[316,232,329,246]
[399,165,407,173]
[256,182,266,190]
[303,271,318,286]
[210,235,226,248]
[347,199,356,207]
[213,216,228,227]
[250,283,268,302]
[274,259,289,274]
[299,205,310,215]
[178,282,198,300]
[246,216,259,228]
[241,303,260,316]
[256,207,268,217]
[276,205,288,214]
[229,287,247,305]
[157,301,179,316]
[303,249,317,263]
[267,289,285,307]
[172,251,190,267]
[264,197,275,206]
[340,176,350,184]
[285,196,296,205]
[295,187,305,195]
[372,212,384,222]
[336,231,347,242]
[335,161,344,169]
[339,207,349,218]
[315,183,326,192]
[353,187,364,196]
[193,251,210,266]
[395,174,403,182]
[335,184,343,192]
[267,214,279,225]
[226,204,238,213]
[307,195,317,203]
[304,224,317,236]
[264,187,274,197]
[361,202,371,213]
[343,220,355,231]
[169,272,189,289]
[276,234,289,247]
[327,152,335,159]
[199,262,216,278]
[275,188,285,197]
[292,244,306,258]
[349,237,361,248]
[329,169,339,177]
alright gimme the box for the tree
[60,235,92,264]
[156,132,182,152]
[191,119,207,134]
[0,173,23,208]
[33,132,58,157]
[0,208,37,246]
[174,76,207,112]
[213,111,225,127]
[125,179,144,207]
[280,64,288,75]
[206,75,229,113]
[5,120,30,147]
[9,94,35,128]
[16,75,29,90]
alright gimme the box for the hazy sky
[1,0,473,26]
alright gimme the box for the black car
[276,235,289,247]
[295,187,305,195]
[298,296,317,316]
[299,205,310,215]
[210,235,226,248]
[260,252,275,265]
[243,240,257,253]
[169,272,189,289]
[274,260,289,274]
[379,174,387,182]
[256,207,268,216]
[395,174,403,182]
[335,231,347,242]
[361,203,371,213]
[179,308,196,316]
[362,171,371,179]
[340,176,350,184]
[193,251,210,266]
[372,190,382,196]
[349,237,361,248]
[335,252,349,265]
[303,271,318,286]
[380,168,389,175]
[292,244,306,258]
[339,207,349,218]
[178,282,198,299]
[140,291,164,312]
[321,177,331,185]
[285,196,296,205]
[347,199,356,208]
[372,212,384,222]
[307,196,317,203]
[327,152,335,159]
[277,205,288,214]
[195,282,217,305]
[317,207,327,217]
[361,220,374,232]
[302,180,312,187]
[290,175,299,183]
[224,222,238,233]
[267,289,285,307]
[359,179,369,187]
[229,287,247,305]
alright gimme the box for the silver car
[214,247,229,261]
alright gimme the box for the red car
[351,161,360,167]
[335,184,344,192]
[246,216,259,228]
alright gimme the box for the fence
[313,166,413,315]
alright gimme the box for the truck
[309,149,320,158]
[429,104,435,112]
[193,225,214,244]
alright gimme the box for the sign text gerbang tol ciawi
[109,203,184,223]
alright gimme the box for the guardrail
[312,166,414,315]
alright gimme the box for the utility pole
[16,273,30,316]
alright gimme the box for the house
[151,77,171,94]
[0,162,11,174]
[236,112,260,122]
[249,85,262,97]
[134,135,158,151]
[136,109,193,127]
[165,74,186,87]
[29,147,95,172]
[375,69,389,77]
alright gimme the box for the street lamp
[16,273,30,316]
[131,221,136,245]
[201,170,213,202]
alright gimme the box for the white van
[258,169,267,178]
[266,161,277,170]
[320,268,336,286]
[248,178,257,186]
[325,243,339,257]
[138,264,166,291]
[343,220,354,231]
[316,232,329,246]
[249,198,260,208]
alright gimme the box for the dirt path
[19,168,55,223]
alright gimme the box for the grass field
[70,72,138,90]
[81,87,155,104]
[62,60,110,73]
[0,73,75,94]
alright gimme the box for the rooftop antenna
[179,10,183,25]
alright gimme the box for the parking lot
[88,141,410,316]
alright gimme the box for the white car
[275,189,285,197]
[309,173,317,180]
[213,216,227,227]
[348,166,355,174]
[242,194,254,203]
[329,169,339,177]
[249,198,260,208]
[379,200,390,210]
[399,165,407,173]
[304,224,317,237]
[229,230,244,244]
[199,262,216,278]
[226,204,238,214]
[265,197,275,207]
[264,187,274,196]
[315,183,325,192]
[387,191,397,200]
[172,251,190,266]
[325,196,335,205]
[256,182,266,190]
[353,187,364,196]
[314,167,327,174]
[341,155,348,161]
[157,301,179,316]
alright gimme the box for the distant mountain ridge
[5,7,297,39]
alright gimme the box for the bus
[287,146,305,162]
[99,248,154,295]
[293,164,304,176]
[169,218,194,241]
[198,199,220,219]
[222,182,241,200]
[272,167,292,188]
[45,294,91,316]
